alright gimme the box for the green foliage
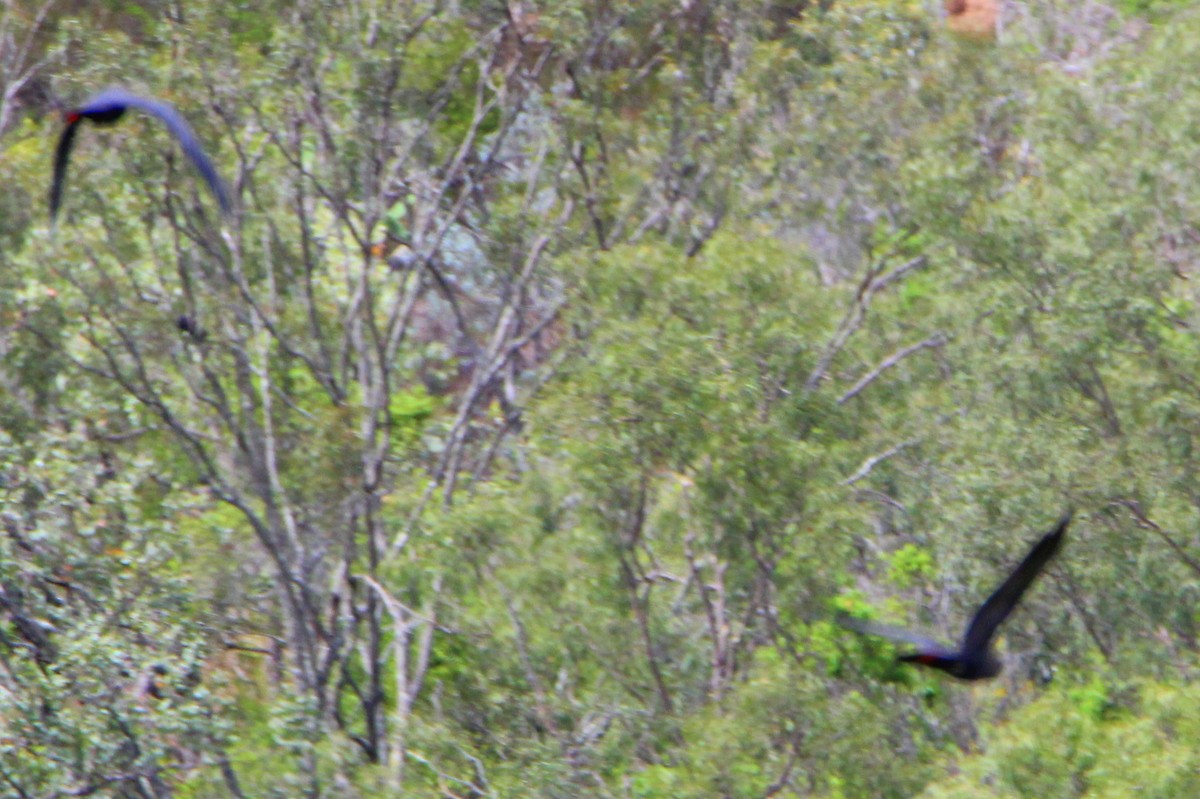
[401,16,500,142]
[888,543,936,589]
[922,680,1200,799]
[0,426,231,797]
[1067,661,1121,723]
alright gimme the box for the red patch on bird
[917,655,940,665]
[66,111,82,124]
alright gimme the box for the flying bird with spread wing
[841,511,1071,680]
[50,88,231,222]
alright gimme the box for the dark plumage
[50,88,231,221]
[841,511,1071,680]
[176,315,207,343]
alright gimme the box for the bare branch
[805,255,928,391]
[1114,499,1200,579]
[843,439,920,485]
[836,333,946,405]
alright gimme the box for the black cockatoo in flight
[842,511,1071,680]
[51,88,231,221]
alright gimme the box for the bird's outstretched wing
[837,614,955,656]
[111,90,231,216]
[961,510,1071,653]
[49,118,83,222]
[49,88,231,221]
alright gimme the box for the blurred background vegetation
[2,0,1200,796]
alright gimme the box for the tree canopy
[2,1,1200,796]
